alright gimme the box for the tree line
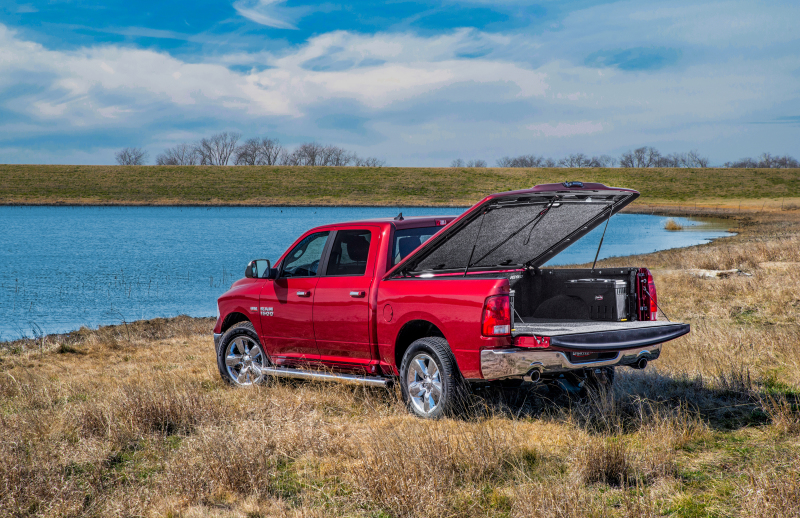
[456,147,798,168]
[115,132,385,167]
[116,139,798,168]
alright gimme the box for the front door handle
[296,291,311,297]
[349,291,366,298]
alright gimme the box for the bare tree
[451,158,465,167]
[234,138,260,166]
[234,137,285,166]
[758,152,776,168]
[595,155,617,167]
[321,145,356,166]
[724,153,800,168]
[195,132,241,165]
[619,147,661,167]
[619,150,634,167]
[278,148,298,166]
[115,147,148,165]
[775,155,799,168]
[724,157,757,168]
[557,153,592,167]
[686,150,709,167]
[353,156,386,167]
[156,143,198,165]
[465,159,487,168]
[496,155,550,167]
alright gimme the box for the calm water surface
[0,206,733,340]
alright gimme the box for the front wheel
[216,322,269,386]
[400,337,466,419]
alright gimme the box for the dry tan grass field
[2,208,800,517]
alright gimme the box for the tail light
[482,295,511,336]
[636,268,658,321]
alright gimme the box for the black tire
[216,321,269,386]
[399,337,467,419]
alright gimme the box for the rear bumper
[479,343,662,380]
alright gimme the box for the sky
[0,0,798,166]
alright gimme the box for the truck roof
[312,215,459,230]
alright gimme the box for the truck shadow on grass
[466,368,799,434]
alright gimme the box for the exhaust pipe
[523,367,542,383]
[630,358,648,370]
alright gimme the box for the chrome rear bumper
[480,344,662,380]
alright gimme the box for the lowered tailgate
[512,320,690,350]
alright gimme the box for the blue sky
[0,0,798,165]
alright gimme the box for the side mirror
[245,259,277,279]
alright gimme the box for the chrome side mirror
[245,259,277,279]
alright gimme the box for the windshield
[392,226,440,266]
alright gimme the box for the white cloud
[0,0,799,167]
[233,0,299,30]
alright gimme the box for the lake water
[0,206,733,340]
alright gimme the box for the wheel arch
[220,311,251,334]
[394,319,447,370]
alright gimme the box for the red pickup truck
[213,182,689,418]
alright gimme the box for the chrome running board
[261,366,391,388]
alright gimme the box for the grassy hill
[1,164,799,206]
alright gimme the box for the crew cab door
[313,228,377,365]
[259,231,330,363]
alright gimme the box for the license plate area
[569,351,616,363]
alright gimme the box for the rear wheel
[216,322,269,386]
[400,337,466,419]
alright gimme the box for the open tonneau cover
[514,319,690,350]
[386,182,639,278]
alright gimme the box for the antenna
[394,212,404,221]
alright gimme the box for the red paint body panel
[214,278,265,336]
[313,226,381,365]
[260,276,320,361]
[375,277,512,378]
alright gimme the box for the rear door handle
[349,291,365,298]
[296,291,311,297]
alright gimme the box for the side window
[326,229,372,276]
[281,231,330,278]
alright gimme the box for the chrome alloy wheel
[406,353,443,415]
[225,336,266,385]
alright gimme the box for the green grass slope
[1,164,798,206]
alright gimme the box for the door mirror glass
[245,259,275,279]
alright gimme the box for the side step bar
[261,366,391,388]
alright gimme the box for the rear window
[392,227,440,266]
